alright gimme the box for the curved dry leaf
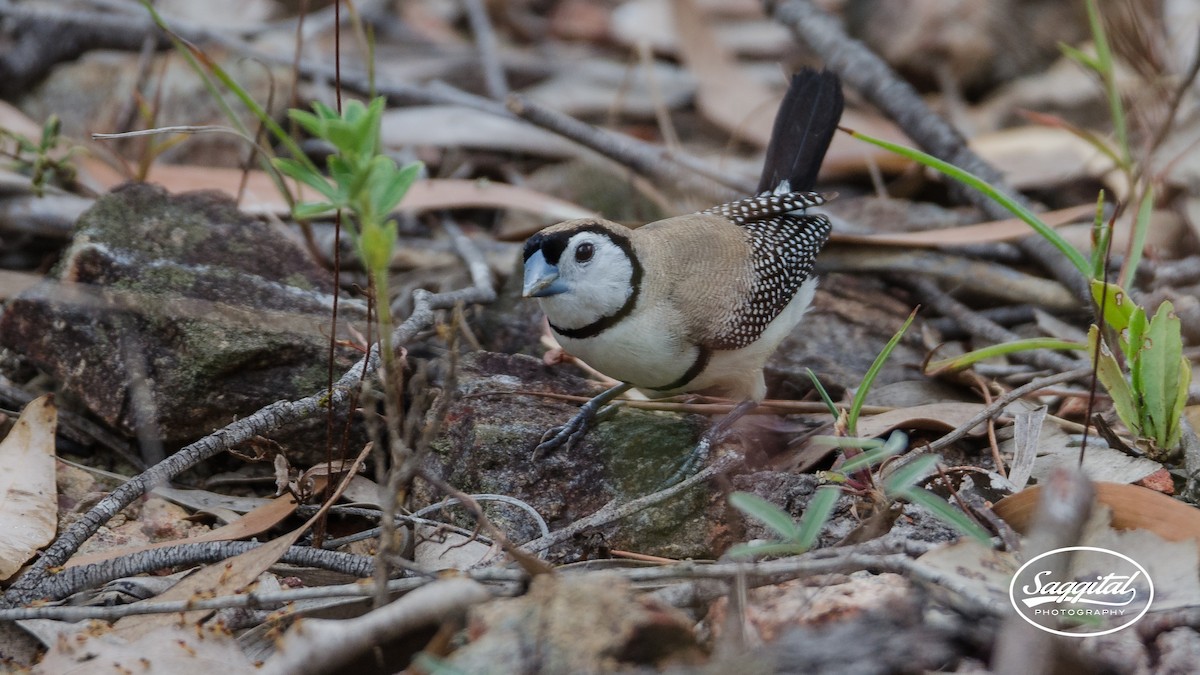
[854,402,990,440]
[0,395,58,581]
[993,482,1200,550]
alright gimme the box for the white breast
[551,306,696,391]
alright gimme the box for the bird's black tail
[756,69,844,195]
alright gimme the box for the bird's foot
[533,382,632,459]
[659,399,758,488]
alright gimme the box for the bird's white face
[522,226,639,332]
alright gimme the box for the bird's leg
[534,382,633,459]
[661,399,758,487]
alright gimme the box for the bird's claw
[533,413,591,459]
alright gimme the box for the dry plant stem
[903,276,1089,373]
[767,0,1088,301]
[260,578,492,675]
[926,368,1093,454]
[463,0,509,100]
[992,467,1093,675]
[31,541,375,603]
[1,237,496,607]
[520,453,741,555]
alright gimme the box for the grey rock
[0,183,359,443]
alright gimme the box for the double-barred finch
[522,69,843,449]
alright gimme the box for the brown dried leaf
[0,395,57,581]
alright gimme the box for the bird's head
[522,219,641,330]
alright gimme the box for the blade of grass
[847,307,917,436]
[806,368,840,418]
[845,129,1092,278]
[925,338,1085,374]
[1118,184,1154,288]
[1085,0,1130,167]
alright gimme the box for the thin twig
[926,368,1092,453]
[462,0,509,100]
[29,541,376,603]
[520,453,742,554]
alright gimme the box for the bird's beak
[522,249,568,297]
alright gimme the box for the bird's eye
[575,242,595,263]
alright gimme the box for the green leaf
[882,454,940,494]
[1059,42,1101,71]
[360,97,386,157]
[729,491,800,541]
[293,201,337,220]
[1142,302,1184,448]
[366,157,421,217]
[806,368,840,418]
[357,218,398,277]
[1120,185,1154,288]
[848,307,917,435]
[839,431,907,474]
[1090,280,1146,342]
[287,109,326,138]
[1167,355,1191,450]
[273,158,338,200]
[794,486,841,551]
[1088,326,1141,436]
[895,487,992,544]
[1090,190,1110,280]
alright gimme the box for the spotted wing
[700,192,831,350]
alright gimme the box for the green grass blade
[839,431,907,474]
[1119,185,1154,288]
[806,368,840,418]
[848,307,917,436]
[925,338,1085,373]
[882,454,940,493]
[847,129,1091,278]
[1090,190,1110,279]
[1085,0,1130,166]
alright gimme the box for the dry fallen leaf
[993,482,1200,553]
[0,395,58,581]
[36,623,255,675]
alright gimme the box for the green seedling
[729,430,990,559]
[1,116,77,195]
[1089,280,1190,456]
